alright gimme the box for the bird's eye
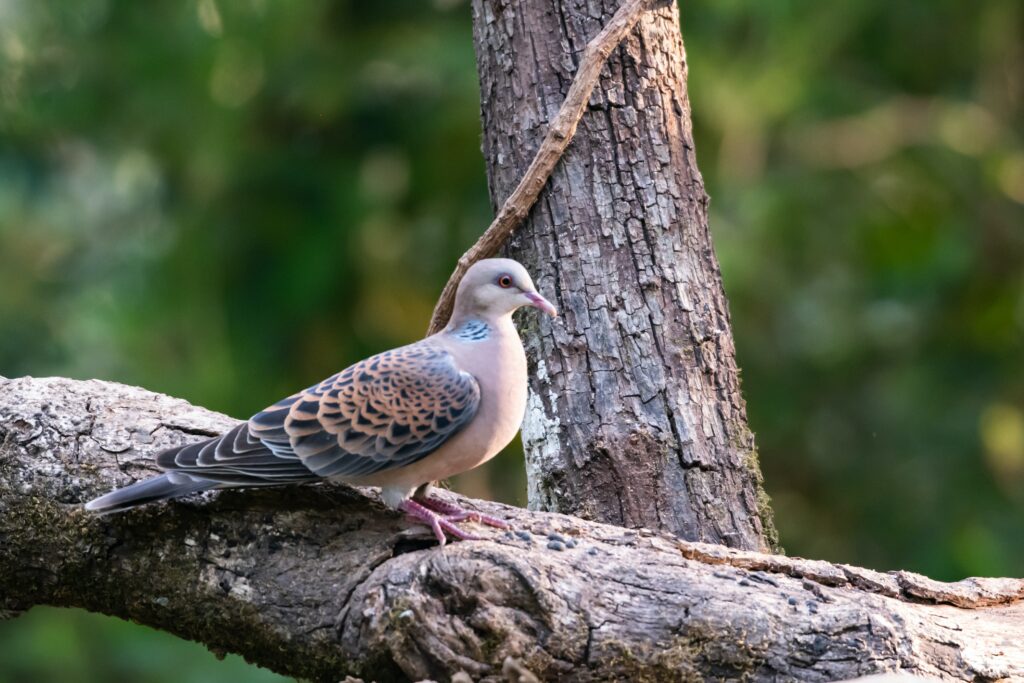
[497,275,513,288]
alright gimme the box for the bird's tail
[84,472,214,513]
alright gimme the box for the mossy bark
[2,377,1022,681]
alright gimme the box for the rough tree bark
[471,0,775,551]
[2,376,1022,682]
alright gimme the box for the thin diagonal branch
[427,0,664,334]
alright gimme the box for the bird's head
[452,258,558,321]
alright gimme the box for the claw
[399,499,484,545]
[415,495,511,530]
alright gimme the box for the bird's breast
[449,329,528,469]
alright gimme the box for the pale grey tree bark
[471,0,776,551]
[1,377,1022,682]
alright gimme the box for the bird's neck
[448,318,491,342]
[444,312,516,343]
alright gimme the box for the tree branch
[426,0,665,335]
[1,375,1022,681]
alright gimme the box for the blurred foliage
[0,607,285,683]
[684,0,1024,577]
[0,0,1021,680]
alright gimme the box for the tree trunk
[471,0,775,551]
[2,377,1022,682]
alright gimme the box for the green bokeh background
[1,1,1021,681]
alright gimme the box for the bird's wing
[155,422,318,485]
[156,341,481,488]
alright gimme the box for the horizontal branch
[1,376,1022,681]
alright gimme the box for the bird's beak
[525,291,558,317]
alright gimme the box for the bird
[85,258,558,544]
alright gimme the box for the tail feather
[84,473,214,513]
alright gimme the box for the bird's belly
[436,384,526,476]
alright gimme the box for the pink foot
[399,499,483,546]
[415,495,511,530]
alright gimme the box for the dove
[85,258,557,544]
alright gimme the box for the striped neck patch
[450,319,490,342]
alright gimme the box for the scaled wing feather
[250,341,481,477]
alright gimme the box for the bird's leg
[398,498,483,545]
[414,494,512,530]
